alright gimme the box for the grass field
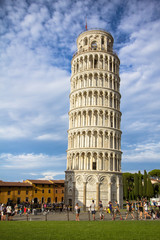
[0,221,160,240]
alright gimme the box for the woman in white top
[75,203,80,221]
[144,201,151,220]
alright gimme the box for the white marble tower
[65,29,123,209]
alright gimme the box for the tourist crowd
[0,198,160,221]
[75,198,160,221]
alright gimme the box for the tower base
[65,170,123,210]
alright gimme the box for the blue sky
[0,0,160,181]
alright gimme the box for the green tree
[147,177,154,198]
[154,184,160,197]
[138,171,143,198]
[148,169,160,178]
[134,173,139,199]
[143,170,147,197]
[123,175,128,200]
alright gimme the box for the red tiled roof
[26,180,54,184]
[0,182,32,187]
[0,179,65,186]
[151,179,160,183]
[26,179,64,184]
[52,180,64,184]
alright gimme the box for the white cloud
[0,153,66,169]
[123,142,160,163]
[0,0,160,181]
[37,171,65,180]
[35,133,65,141]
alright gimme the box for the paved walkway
[11,210,148,221]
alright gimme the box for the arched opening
[93,153,97,170]
[84,37,88,46]
[69,199,72,207]
[91,41,97,50]
[34,198,38,204]
[94,55,98,68]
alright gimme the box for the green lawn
[0,221,160,240]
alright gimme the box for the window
[48,190,51,193]
[42,189,44,193]
[91,41,97,50]
[55,190,57,193]
[42,184,44,187]
[84,37,88,45]
[101,37,104,45]
[94,59,98,68]
[26,191,28,195]
[8,191,11,195]
[61,197,64,202]
[18,190,20,195]
[26,197,28,202]
[62,190,64,193]
[48,184,50,187]
[35,190,37,193]
[55,197,57,203]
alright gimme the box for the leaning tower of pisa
[65,29,123,209]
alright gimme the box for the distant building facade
[0,179,64,204]
[65,29,123,209]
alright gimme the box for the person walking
[90,200,96,221]
[75,203,80,221]
[139,200,143,220]
[6,205,12,221]
[114,200,122,220]
[98,201,104,220]
[108,201,114,220]
[125,200,134,220]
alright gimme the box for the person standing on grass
[90,200,96,221]
[114,200,123,220]
[75,203,80,221]
[125,200,134,220]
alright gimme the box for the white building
[65,29,123,209]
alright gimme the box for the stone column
[91,154,93,170]
[108,156,111,171]
[64,181,68,205]
[72,155,75,170]
[112,57,114,73]
[96,182,99,208]
[113,156,115,171]
[108,181,112,202]
[117,177,122,206]
[83,182,86,211]
[103,131,105,148]
[72,182,75,210]
[84,154,87,170]
[97,156,99,170]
